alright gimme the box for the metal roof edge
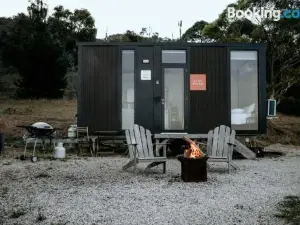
[76,41,267,48]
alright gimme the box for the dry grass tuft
[0,98,77,145]
[276,195,300,225]
[10,208,26,219]
[0,118,9,133]
[35,172,51,179]
[1,98,300,150]
[257,113,300,147]
[36,208,47,222]
[2,106,34,115]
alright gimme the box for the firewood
[183,136,205,156]
[184,149,191,158]
[183,136,194,145]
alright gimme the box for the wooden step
[234,140,256,159]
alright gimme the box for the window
[164,68,185,130]
[122,50,134,129]
[230,51,258,130]
[162,50,186,64]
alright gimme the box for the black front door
[134,47,189,133]
[134,46,154,131]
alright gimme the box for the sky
[1,0,236,39]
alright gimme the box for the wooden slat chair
[204,125,237,173]
[123,124,168,174]
[77,127,93,156]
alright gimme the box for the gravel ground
[1,153,300,225]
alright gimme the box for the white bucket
[54,142,66,159]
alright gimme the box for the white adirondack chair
[205,125,237,173]
[123,124,167,174]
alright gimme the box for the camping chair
[202,125,237,173]
[123,124,168,174]
[77,127,93,156]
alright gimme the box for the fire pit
[177,136,208,182]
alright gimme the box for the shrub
[276,196,300,225]
[285,84,300,99]
[277,97,300,116]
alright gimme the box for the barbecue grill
[17,122,57,162]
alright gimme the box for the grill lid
[31,122,53,129]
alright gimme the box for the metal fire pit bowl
[177,155,209,182]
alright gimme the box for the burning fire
[183,136,205,159]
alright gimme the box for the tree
[107,28,173,43]
[181,20,211,42]
[0,17,14,75]
[0,0,68,98]
[240,0,300,101]
[0,17,13,38]
[183,0,300,102]
[47,5,97,68]
[182,3,257,43]
[0,0,97,98]
[201,2,257,43]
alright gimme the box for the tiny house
[77,42,267,135]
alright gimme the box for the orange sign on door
[190,74,206,91]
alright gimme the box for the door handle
[154,96,164,104]
[154,96,161,102]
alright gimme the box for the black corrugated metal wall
[78,46,120,132]
[189,46,229,133]
[77,44,265,134]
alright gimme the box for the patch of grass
[36,208,46,222]
[258,114,300,146]
[2,134,22,146]
[10,208,26,219]
[0,98,76,145]
[0,186,9,197]
[35,172,51,178]
[2,106,33,115]
[50,222,69,225]
[275,195,300,225]
[2,161,13,165]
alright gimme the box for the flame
[184,142,205,159]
